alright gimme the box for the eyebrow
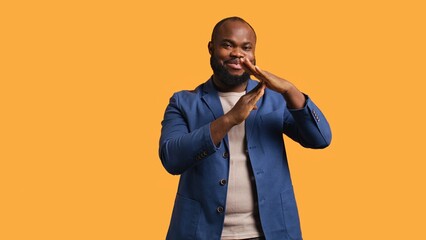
[220,38,253,45]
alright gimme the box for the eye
[221,42,232,49]
[243,45,252,51]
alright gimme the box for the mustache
[224,58,256,66]
[224,58,242,64]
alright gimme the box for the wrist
[282,86,305,109]
[223,112,239,127]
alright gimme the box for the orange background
[1,0,425,239]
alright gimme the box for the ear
[208,41,213,55]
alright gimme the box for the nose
[230,48,244,58]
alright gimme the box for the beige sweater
[218,91,263,240]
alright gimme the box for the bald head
[211,17,257,44]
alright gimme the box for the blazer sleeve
[283,95,332,149]
[159,93,219,175]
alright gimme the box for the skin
[208,20,306,146]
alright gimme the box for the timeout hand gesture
[240,57,294,94]
[240,57,306,109]
[226,82,265,125]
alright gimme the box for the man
[159,17,331,240]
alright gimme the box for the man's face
[209,20,256,88]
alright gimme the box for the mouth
[225,59,243,70]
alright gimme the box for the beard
[210,55,254,88]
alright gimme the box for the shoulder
[169,80,207,104]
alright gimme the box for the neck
[212,75,248,92]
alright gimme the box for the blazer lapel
[201,78,229,148]
[201,78,224,119]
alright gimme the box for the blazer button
[216,206,224,213]
[219,179,227,186]
[222,152,229,159]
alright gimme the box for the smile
[225,59,243,70]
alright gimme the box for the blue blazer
[159,78,332,240]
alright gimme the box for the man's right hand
[225,82,265,125]
[210,82,265,145]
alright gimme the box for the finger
[256,66,275,86]
[254,66,268,80]
[249,83,265,105]
[241,57,258,75]
[242,58,268,80]
[242,59,267,82]
[246,83,265,106]
[250,90,264,111]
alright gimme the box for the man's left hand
[241,57,294,94]
[241,57,306,109]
